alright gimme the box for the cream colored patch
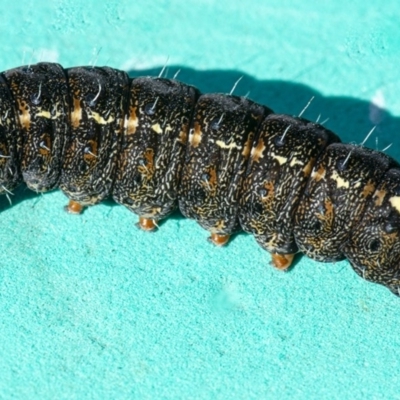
[36,102,63,120]
[331,171,349,188]
[19,111,31,129]
[88,110,115,125]
[189,122,202,148]
[216,140,241,150]
[251,138,265,163]
[389,196,400,213]
[311,165,326,181]
[290,157,304,167]
[151,123,163,134]
[272,153,287,165]
[36,110,51,119]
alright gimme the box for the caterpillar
[0,62,399,296]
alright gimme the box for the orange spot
[17,99,31,130]
[178,124,188,144]
[127,106,138,135]
[242,132,254,158]
[209,233,230,246]
[251,138,266,163]
[362,180,375,198]
[271,253,295,270]
[374,189,387,206]
[66,200,83,214]
[209,167,217,186]
[139,217,157,231]
[303,157,315,176]
[71,97,82,128]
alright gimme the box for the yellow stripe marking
[389,196,400,213]
[272,153,288,165]
[331,171,349,188]
[216,140,241,150]
[151,123,163,134]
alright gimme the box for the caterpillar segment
[178,94,272,246]
[112,77,200,228]
[60,66,130,208]
[2,63,69,192]
[239,115,341,270]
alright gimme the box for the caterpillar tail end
[65,200,84,214]
[138,217,157,232]
[209,233,230,247]
[271,253,295,271]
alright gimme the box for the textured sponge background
[1,1,400,399]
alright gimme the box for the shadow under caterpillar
[0,62,399,295]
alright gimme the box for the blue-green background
[1,1,400,399]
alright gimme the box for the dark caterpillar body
[2,63,69,192]
[0,62,400,296]
[179,94,271,243]
[113,77,199,224]
[239,115,341,266]
[61,66,130,208]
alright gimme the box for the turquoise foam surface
[1,1,400,399]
